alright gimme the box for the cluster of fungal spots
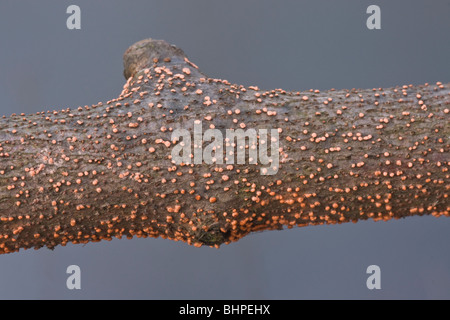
[0,38,449,254]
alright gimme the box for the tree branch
[0,38,448,254]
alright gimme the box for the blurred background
[0,0,449,299]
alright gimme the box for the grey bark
[0,38,448,254]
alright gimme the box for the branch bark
[0,38,448,254]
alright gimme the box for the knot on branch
[123,38,193,79]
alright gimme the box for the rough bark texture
[0,38,448,254]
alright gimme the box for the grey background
[0,0,449,299]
